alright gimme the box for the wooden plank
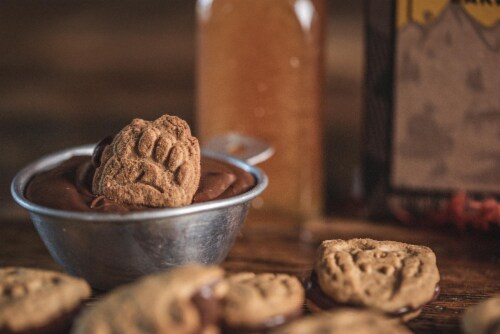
[1,213,498,333]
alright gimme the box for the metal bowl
[11,142,268,290]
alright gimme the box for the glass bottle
[196,0,325,220]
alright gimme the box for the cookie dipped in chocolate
[25,145,256,213]
[92,115,202,208]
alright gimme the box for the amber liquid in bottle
[197,0,325,220]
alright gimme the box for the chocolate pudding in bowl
[25,154,256,213]
[11,115,268,290]
[12,145,267,290]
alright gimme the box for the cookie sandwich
[0,267,91,334]
[221,273,305,332]
[307,238,440,321]
[72,265,226,334]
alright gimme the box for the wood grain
[1,211,498,333]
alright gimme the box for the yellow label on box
[391,0,500,194]
[397,0,500,28]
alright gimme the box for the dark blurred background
[0,0,364,217]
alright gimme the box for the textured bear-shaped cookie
[93,115,201,208]
[315,239,440,320]
[222,273,304,331]
[0,267,91,334]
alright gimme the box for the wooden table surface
[4,3,496,333]
[1,211,499,334]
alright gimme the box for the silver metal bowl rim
[11,144,268,223]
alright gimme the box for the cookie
[221,272,304,332]
[0,267,91,334]
[271,309,413,334]
[71,265,226,334]
[93,114,201,208]
[311,239,440,321]
[462,296,500,334]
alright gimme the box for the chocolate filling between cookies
[190,281,222,333]
[305,271,440,317]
